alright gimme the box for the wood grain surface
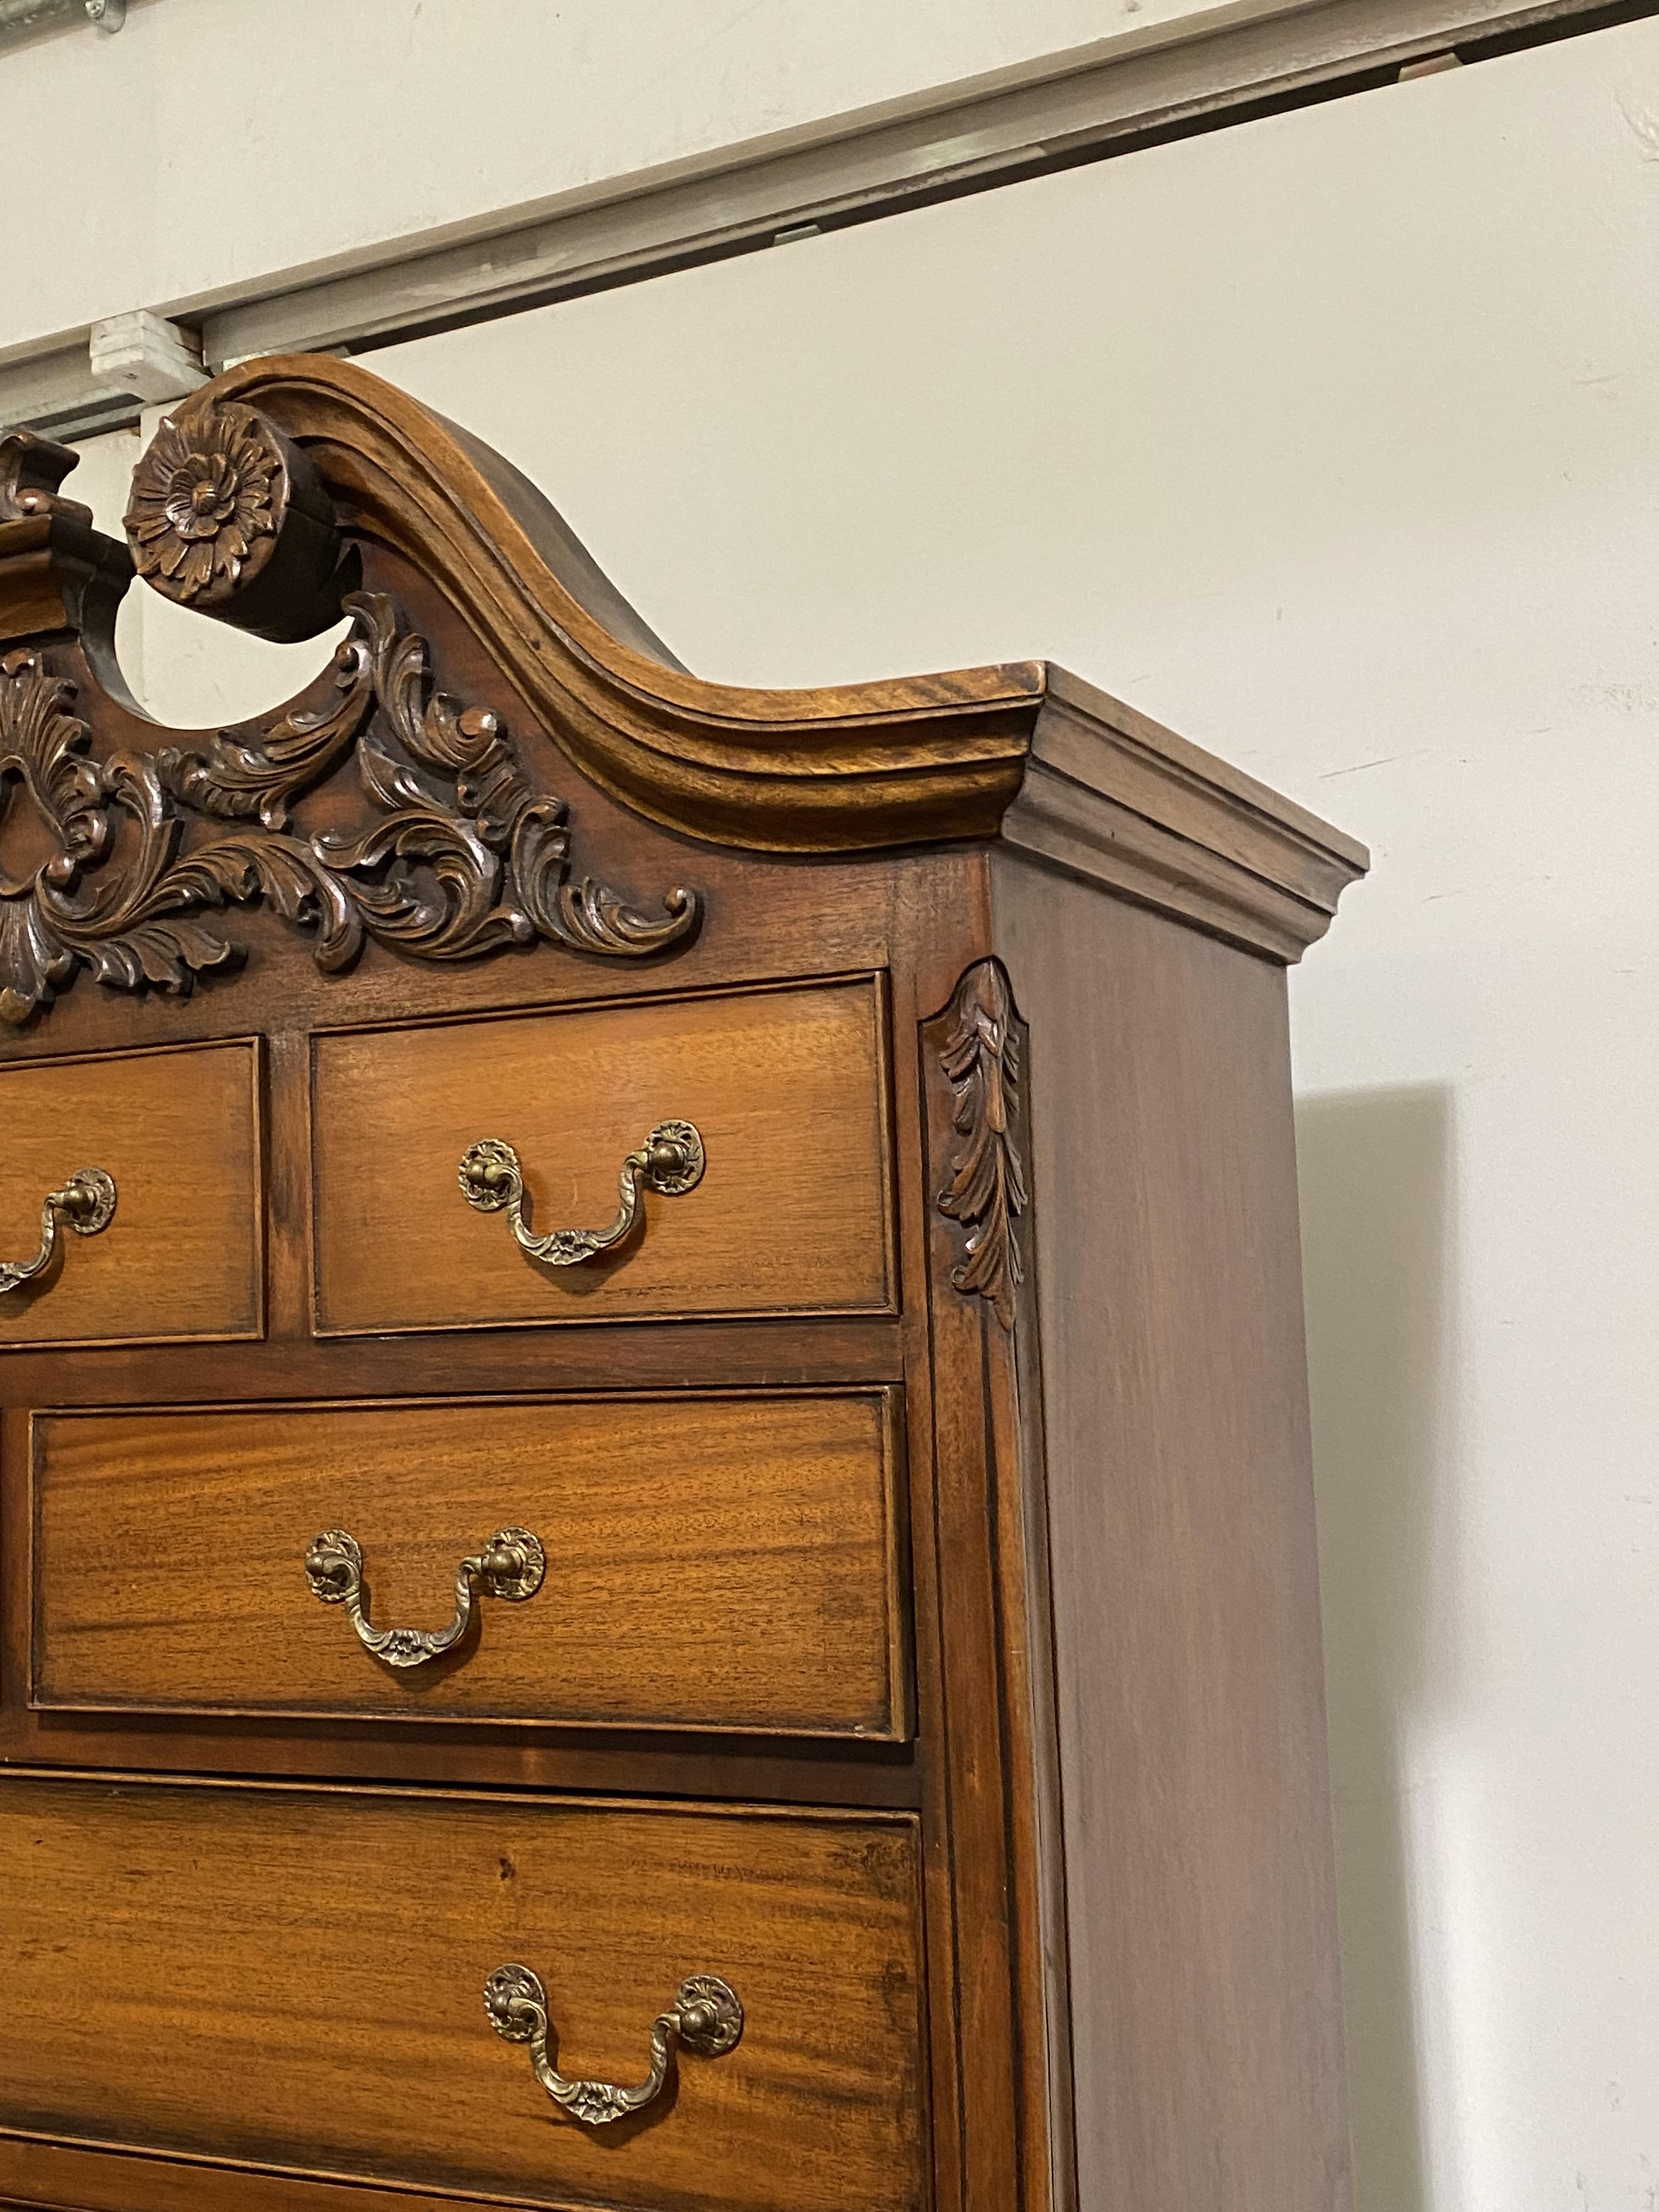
[32,1392,910,1739]
[0,1041,263,1349]
[0,1774,927,2212]
[310,978,894,1333]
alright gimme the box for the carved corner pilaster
[919,953,1073,2212]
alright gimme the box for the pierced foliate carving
[936,958,1029,1331]
[0,592,699,1025]
[159,620,377,830]
[0,646,234,1026]
[0,651,108,898]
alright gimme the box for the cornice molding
[1004,673,1368,964]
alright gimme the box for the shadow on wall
[1295,1082,1455,2212]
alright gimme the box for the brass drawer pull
[0,1169,116,1296]
[303,1527,545,1668]
[484,1963,743,2126]
[457,1120,704,1267]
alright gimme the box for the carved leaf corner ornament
[0,591,699,1026]
[936,958,1029,1331]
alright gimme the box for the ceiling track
[0,0,122,48]
[0,0,1647,441]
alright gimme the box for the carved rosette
[0,591,699,1026]
[125,402,281,605]
[936,958,1029,1331]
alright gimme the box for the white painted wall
[62,14,1659,2208]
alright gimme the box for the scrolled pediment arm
[146,355,1047,856]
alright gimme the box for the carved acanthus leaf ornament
[0,592,698,1026]
[936,958,1029,1331]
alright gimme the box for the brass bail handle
[484,1963,743,2127]
[457,1120,704,1268]
[0,1169,117,1297]
[304,1527,546,1669]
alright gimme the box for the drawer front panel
[0,1776,927,2212]
[0,1041,263,1348]
[33,1393,910,1739]
[310,978,893,1334]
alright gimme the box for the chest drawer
[0,1040,263,1349]
[32,1391,910,1739]
[309,977,894,1334]
[0,1774,926,2212]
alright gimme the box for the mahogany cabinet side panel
[989,855,1353,2212]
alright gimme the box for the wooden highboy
[0,357,1366,2212]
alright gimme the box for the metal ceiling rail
[0,0,1647,441]
[0,0,122,44]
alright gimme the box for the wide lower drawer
[309,976,895,1334]
[31,1392,910,1739]
[0,1040,263,1348]
[0,1774,927,2212]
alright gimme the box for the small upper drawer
[0,1040,263,1348]
[33,1390,910,1740]
[310,977,894,1335]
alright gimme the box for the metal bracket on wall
[88,313,207,406]
[0,314,204,445]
